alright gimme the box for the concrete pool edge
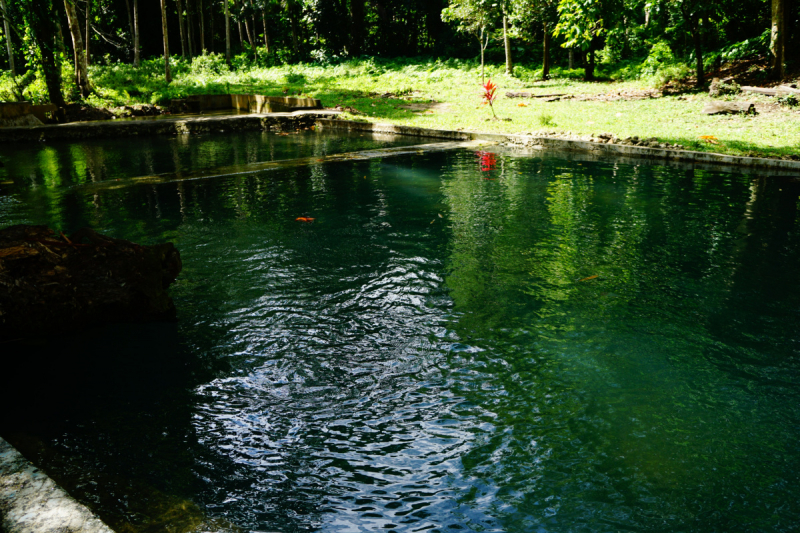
[0,437,115,533]
[0,110,341,143]
[1,110,796,174]
[315,119,800,174]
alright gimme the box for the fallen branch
[702,101,757,115]
[505,92,567,99]
[741,85,800,97]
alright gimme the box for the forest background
[0,0,798,158]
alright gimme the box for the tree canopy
[0,0,797,104]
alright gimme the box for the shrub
[190,52,230,76]
[641,41,675,77]
[777,94,799,108]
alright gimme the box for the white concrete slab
[0,437,115,533]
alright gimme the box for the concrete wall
[184,94,322,114]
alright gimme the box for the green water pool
[1,131,799,533]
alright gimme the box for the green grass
[3,55,799,159]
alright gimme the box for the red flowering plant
[481,79,499,120]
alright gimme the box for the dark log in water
[0,225,182,339]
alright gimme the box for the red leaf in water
[296,217,316,222]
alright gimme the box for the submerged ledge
[316,119,800,175]
[0,437,115,533]
[70,140,492,193]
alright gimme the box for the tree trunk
[63,0,91,98]
[479,27,485,84]
[177,0,186,57]
[133,0,140,66]
[186,0,195,57]
[56,19,68,57]
[771,0,785,79]
[234,0,244,48]
[224,0,231,65]
[542,21,551,80]
[585,40,595,81]
[243,17,253,47]
[261,9,268,53]
[0,0,15,76]
[503,15,512,76]
[209,0,214,52]
[247,0,257,47]
[199,0,205,52]
[27,0,66,108]
[424,0,444,51]
[123,0,134,62]
[568,47,574,69]
[288,1,299,55]
[84,0,90,65]
[160,0,171,82]
[691,18,704,87]
[349,0,364,56]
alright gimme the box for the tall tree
[509,0,559,80]
[19,0,66,107]
[503,13,513,75]
[261,2,269,53]
[0,0,16,75]
[224,0,231,65]
[197,0,206,52]
[160,0,171,81]
[285,0,301,56]
[553,0,605,80]
[665,0,720,88]
[177,0,187,56]
[133,0,140,66]
[442,0,500,83]
[770,0,785,78]
[349,0,365,56]
[63,0,91,97]
[123,0,135,61]
[187,0,195,57]
[85,0,90,65]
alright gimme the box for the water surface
[1,132,799,533]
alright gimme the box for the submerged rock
[0,225,182,339]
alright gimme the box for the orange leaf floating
[296,217,315,222]
[579,275,599,282]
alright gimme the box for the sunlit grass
[2,55,798,159]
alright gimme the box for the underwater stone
[0,225,182,339]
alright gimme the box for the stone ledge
[315,119,800,175]
[0,437,115,533]
[0,110,340,143]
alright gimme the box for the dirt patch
[575,88,662,101]
[330,105,365,115]
[508,88,662,102]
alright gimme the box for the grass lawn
[10,56,800,159]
